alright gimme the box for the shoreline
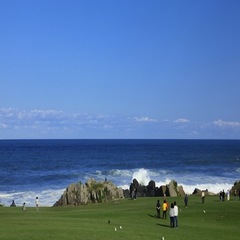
[1,179,238,207]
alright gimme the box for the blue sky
[0,0,240,139]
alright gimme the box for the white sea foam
[119,184,130,190]
[132,168,151,185]
[180,183,233,195]
[0,167,236,207]
[109,169,132,177]
[117,168,235,195]
[0,188,65,207]
[130,168,175,187]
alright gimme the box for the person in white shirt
[174,201,178,228]
[227,190,230,201]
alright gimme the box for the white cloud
[0,108,16,118]
[213,119,240,128]
[173,118,190,123]
[0,108,116,132]
[134,116,157,122]
[1,108,240,139]
[30,109,64,119]
[0,123,8,129]
[0,108,65,121]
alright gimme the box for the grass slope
[0,196,239,240]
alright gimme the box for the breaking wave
[115,168,234,195]
[0,168,236,207]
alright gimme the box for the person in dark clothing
[169,203,175,228]
[10,200,16,207]
[156,200,161,218]
[184,194,188,208]
[130,183,133,199]
[222,190,225,201]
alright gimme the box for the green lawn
[0,196,239,240]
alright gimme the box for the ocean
[0,139,239,207]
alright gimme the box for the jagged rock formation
[54,178,239,206]
[54,178,124,206]
[192,188,209,195]
[123,179,185,198]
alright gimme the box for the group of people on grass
[219,189,240,202]
[156,198,179,228]
[9,196,39,211]
[22,197,39,211]
[155,188,240,228]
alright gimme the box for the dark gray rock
[125,179,185,198]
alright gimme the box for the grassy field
[0,195,239,240]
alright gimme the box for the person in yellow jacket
[162,200,168,219]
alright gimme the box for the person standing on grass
[222,190,225,201]
[174,201,178,228]
[201,191,205,203]
[184,194,188,207]
[234,190,237,200]
[162,200,168,219]
[156,200,161,218]
[10,200,16,207]
[169,203,175,228]
[35,197,39,211]
[220,191,223,201]
[22,202,26,211]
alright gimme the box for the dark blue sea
[0,139,239,206]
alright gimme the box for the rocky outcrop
[192,188,209,195]
[166,180,178,197]
[124,179,185,198]
[54,178,124,206]
[54,178,188,206]
[177,185,185,196]
[166,180,185,197]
